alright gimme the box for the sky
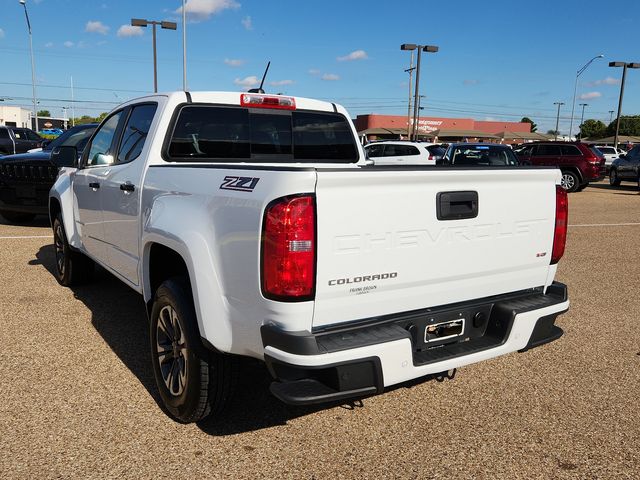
[0,0,638,134]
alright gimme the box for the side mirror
[51,145,78,168]
[41,140,51,148]
[619,153,626,159]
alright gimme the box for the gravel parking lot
[1,180,639,479]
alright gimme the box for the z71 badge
[220,176,260,192]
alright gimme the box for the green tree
[72,113,109,125]
[579,119,607,139]
[37,109,51,117]
[521,117,537,132]
[606,115,640,136]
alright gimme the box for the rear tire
[52,214,94,286]
[0,210,36,224]
[610,169,621,186]
[150,277,237,423]
[560,171,580,193]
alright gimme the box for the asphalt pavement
[1,180,639,479]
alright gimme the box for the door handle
[89,182,100,189]
[120,182,135,192]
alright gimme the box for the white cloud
[85,20,109,35]
[175,0,240,22]
[587,76,621,86]
[117,25,144,37]
[322,73,340,81]
[44,41,53,48]
[579,91,602,100]
[224,58,245,67]
[308,69,320,76]
[337,50,368,62]
[241,15,252,30]
[234,75,259,88]
[463,79,479,85]
[270,79,294,86]
[0,29,5,39]
[63,41,74,48]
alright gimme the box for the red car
[514,142,605,192]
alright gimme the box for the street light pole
[131,18,178,93]
[608,110,615,124]
[568,54,604,141]
[19,0,38,132]
[400,43,438,141]
[404,51,414,139]
[182,0,187,91]
[609,61,640,149]
[553,102,564,141]
[578,103,588,139]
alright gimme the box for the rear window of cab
[164,105,358,163]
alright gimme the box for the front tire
[0,210,36,224]
[560,171,580,192]
[610,169,621,186]
[150,277,237,423]
[52,214,94,286]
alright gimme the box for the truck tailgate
[312,167,560,329]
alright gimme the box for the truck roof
[119,91,340,115]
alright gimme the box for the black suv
[0,126,45,155]
[609,144,640,186]
[0,123,97,222]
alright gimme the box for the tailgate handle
[436,191,478,220]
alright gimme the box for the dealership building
[354,114,550,143]
[0,105,68,131]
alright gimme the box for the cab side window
[117,104,158,164]
[365,144,384,158]
[86,111,124,166]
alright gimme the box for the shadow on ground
[0,214,50,227]
[587,183,639,194]
[30,244,332,434]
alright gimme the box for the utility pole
[608,110,615,124]
[578,103,588,140]
[19,0,38,132]
[182,0,187,91]
[609,61,640,149]
[400,44,438,141]
[553,102,565,140]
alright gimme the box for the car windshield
[449,145,519,166]
[44,126,95,152]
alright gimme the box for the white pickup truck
[49,91,569,423]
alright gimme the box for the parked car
[0,126,45,155]
[440,143,520,166]
[49,91,569,423]
[594,145,623,172]
[514,141,605,192]
[364,141,445,165]
[609,144,640,186]
[0,123,97,223]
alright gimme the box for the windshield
[44,126,95,152]
[448,145,519,166]
[167,106,358,163]
[596,146,615,155]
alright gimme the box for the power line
[0,81,149,94]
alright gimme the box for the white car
[594,145,623,170]
[364,141,445,165]
[49,91,569,423]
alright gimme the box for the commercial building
[0,106,32,128]
[355,114,549,143]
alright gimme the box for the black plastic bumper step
[270,379,377,406]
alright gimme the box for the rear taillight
[551,185,568,264]
[262,195,316,300]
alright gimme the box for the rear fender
[141,195,232,353]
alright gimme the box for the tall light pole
[569,54,604,141]
[401,43,439,141]
[553,102,565,140]
[608,110,615,124]
[131,18,177,93]
[609,61,640,149]
[404,51,415,139]
[19,0,38,132]
[182,0,187,90]
[578,103,588,140]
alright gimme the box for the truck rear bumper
[262,283,569,405]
